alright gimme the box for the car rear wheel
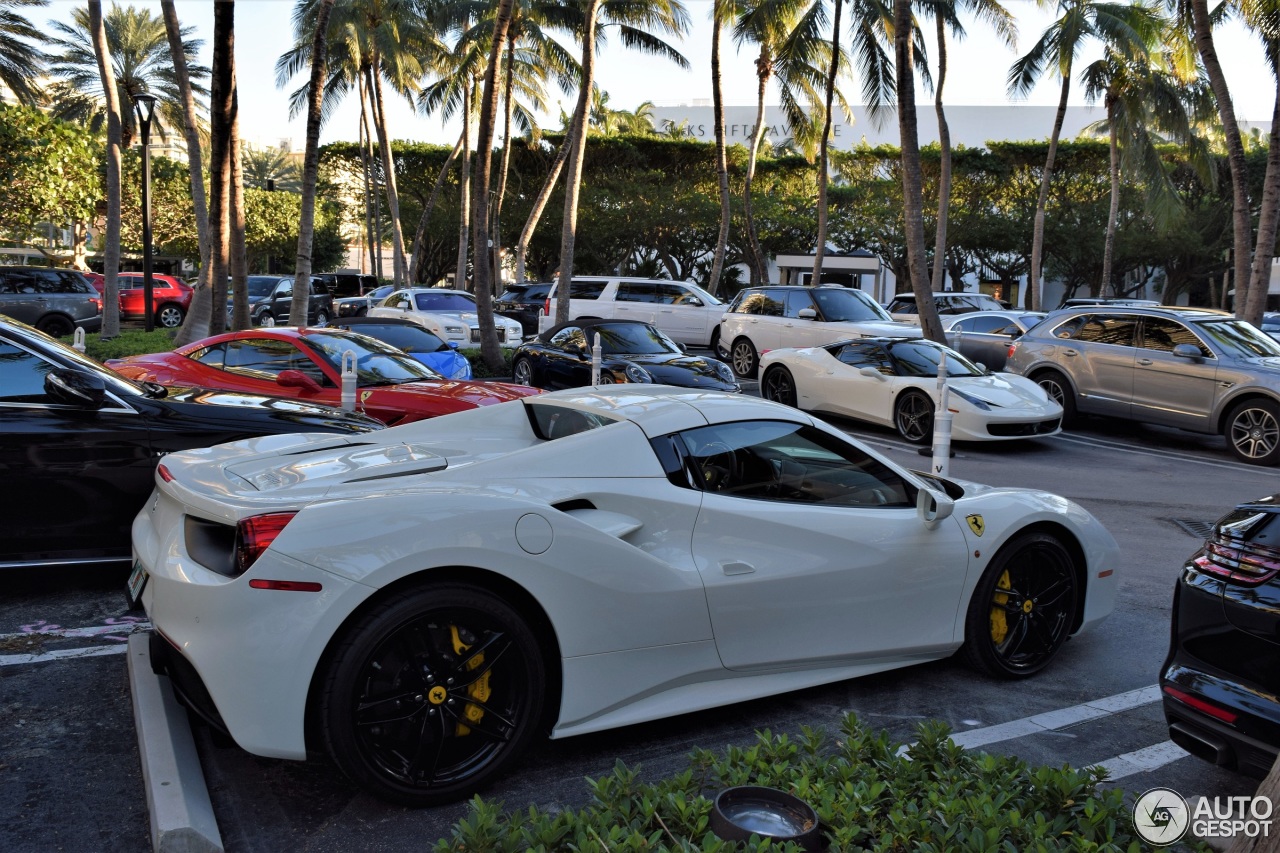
[36,315,74,338]
[730,337,758,379]
[512,356,534,386]
[157,303,185,328]
[1226,398,1280,465]
[1031,370,1077,426]
[314,309,330,326]
[761,366,797,408]
[893,390,933,444]
[960,532,1079,678]
[319,583,546,807]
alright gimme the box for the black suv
[315,272,378,299]
[1162,494,1280,777]
[0,266,102,336]
[231,275,335,327]
[495,282,553,336]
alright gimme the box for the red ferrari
[107,327,540,425]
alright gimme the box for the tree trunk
[208,1,234,335]
[1028,74,1072,312]
[162,0,213,346]
[358,72,379,279]
[229,58,249,331]
[930,16,951,294]
[811,0,843,285]
[515,126,573,283]
[1227,755,1280,853]
[894,0,943,344]
[1192,0,1252,318]
[471,0,517,372]
[409,133,464,284]
[369,61,408,286]
[492,33,517,287]
[555,0,603,324]
[1245,80,1280,326]
[291,0,335,327]
[456,84,472,291]
[708,6,731,298]
[1101,96,1120,297]
[88,0,122,340]
[744,45,771,286]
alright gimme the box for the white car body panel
[537,277,726,347]
[132,386,1115,764]
[370,287,524,347]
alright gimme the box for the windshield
[813,288,894,322]
[888,340,984,377]
[299,331,443,385]
[344,323,449,354]
[414,292,476,312]
[683,283,723,306]
[1198,319,1280,358]
[592,323,681,355]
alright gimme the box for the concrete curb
[127,633,224,853]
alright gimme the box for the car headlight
[624,363,652,383]
[950,387,993,411]
[444,325,465,334]
[714,361,735,383]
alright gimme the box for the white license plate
[126,560,149,610]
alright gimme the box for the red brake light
[235,512,298,573]
[1192,541,1280,585]
[543,296,551,316]
[1163,685,1238,724]
[157,464,174,482]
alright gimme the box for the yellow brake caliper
[990,570,1012,645]
[450,626,491,736]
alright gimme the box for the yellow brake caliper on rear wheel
[990,570,1012,645]
[450,626,492,736]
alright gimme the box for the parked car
[494,282,552,336]
[1005,305,1280,465]
[1058,297,1161,309]
[1161,493,1280,777]
[760,337,1062,443]
[511,318,739,391]
[538,276,727,349]
[942,310,1047,371]
[335,284,395,318]
[314,272,378,299]
[369,287,524,348]
[229,275,334,327]
[0,265,101,336]
[131,385,1119,805]
[886,291,1005,322]
[115,273,194,328]
[325,316,472,380]
[0,317,380,569]
[1260,312,1280,342]
[107,327,538,426]
[718,285,920,378]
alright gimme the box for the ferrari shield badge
[966,514,985,536]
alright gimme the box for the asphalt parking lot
[1,376,1272,852]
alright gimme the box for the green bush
[65,329,179,362]
[458,347,514,379]
[435,716,1210,853]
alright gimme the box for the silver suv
[0,266,102,336]
[1005,306,1280,465]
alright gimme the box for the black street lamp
[132,92,157,332]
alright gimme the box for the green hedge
[435,716,1209,852]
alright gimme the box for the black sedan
[510,319,739,392]
[0,318,382,569]
[1161,494,1280,777]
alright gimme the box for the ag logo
[1133,787,1190,846]
[965,514,985,536]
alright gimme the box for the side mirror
[276,369,322,392]
[1172,343,1203,361]
[686,296,703,307]
[45,368,105,409]
[395,300,410,310]
[916,487,955,529]
[797,308,818,320]
[858,366,888,382]
[447,341,460,350]
[974,362,988,374]
[274,286,291,298]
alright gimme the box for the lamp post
[132,92,157,331]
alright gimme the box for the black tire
[1225,398,1280,465]
[1031,369,1078,427]
[511,356,535,386]
[157,303,185,329]
[314,309,330,326]
[256,311,277,328]
[893,389,933,444]
[709,326,721,354]
[319,583,546,807]
[36,315,74,338]
[960,532,1079,678]
[729,337,758,379]
[761,366,797,408]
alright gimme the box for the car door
[682,419,970,669]
[541,325,591,388]
[947,314,1018,370]
[804,342,899,423]
[1130,317,1219,429]
[1047,312,1137,417]
[198,337,338,402]
[0,338,156,564]
[614,281,659,324]
[780,289,830,348]
[653,283,710,344]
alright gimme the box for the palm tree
[243,145,303,192]
[812,0,851,285]
[291,0,337,327]
[0,0,47,106]
[87,0,122,339]
[45,3,208,148]
[708,0,734,297]
[209,0,235,332]
[1009,0,1162,311]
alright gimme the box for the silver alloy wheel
[257,312,276,328]
[1228,403,1280,462]
[730,339,757,378]
[512,358,533,386]
[157,305,184,328]
[315,310,330,326]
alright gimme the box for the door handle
[1137,358,1153,366]
[720,560,755,576]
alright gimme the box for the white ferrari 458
[131,387,1116,806]
[759,337,1064,444]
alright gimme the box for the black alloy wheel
[319,583,546,806]
[961,532,1079,678]
[893,390,933,444]
[761,366,797,408]
[1226,398,1280,465]
[37,315,74,337]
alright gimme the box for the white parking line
[1052,433,1264,474]
[1095,740,1191,781]
[949,685,1163,750]
[0,645,129,667]
[0,621,151,641]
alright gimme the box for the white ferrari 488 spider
[131,387,1116,805]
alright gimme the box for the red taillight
[157,464,174,482]
[1192,541,1280,585]
[543,297,551,316]
[235,512,298,573]
[1007,341,1019,359]
[1163,685,1239,724]
[91,297,103,313]
[248,579,322,592]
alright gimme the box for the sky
[40,0,1278,152]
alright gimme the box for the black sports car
[1161,494,1280,777]
[510,319,739,392]
[0,318,382,569]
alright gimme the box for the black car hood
[622,352,738,390]
[155,386,383,433]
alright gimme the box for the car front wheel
[314,309,330,326]
[1031,370,1077,426]
[761,366,797,407]
[512,356,535,386]
[730,337,758,379]
[157,304,185,328]
[256,311,276,328]
[893,390,933,444]
[319,583,547,807]
[1226,398,1280,465]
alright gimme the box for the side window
[33,271,68,294]
[784,290,816,319]
[221,338,320,383]
[1141,318,1212,357]
[190,344,226,368]
[676,420,913,507]
[0,272,14,294]
[738,290,783,317]
[661,284,695,305]
[956,314,1009,334]
[1075,314,1137,346]
[57,272,94,293]
[0,341,55,404]
[549,326,585,350]
[836,342,893,374]
[618,282,659,303]
[5,270,39,293]
[569,280,606,299]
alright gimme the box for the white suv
[539,276,726,348]
[719,285,920,378]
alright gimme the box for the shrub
[65,329,179,362]
[458,347,514,379]
[434,715,1210,852]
